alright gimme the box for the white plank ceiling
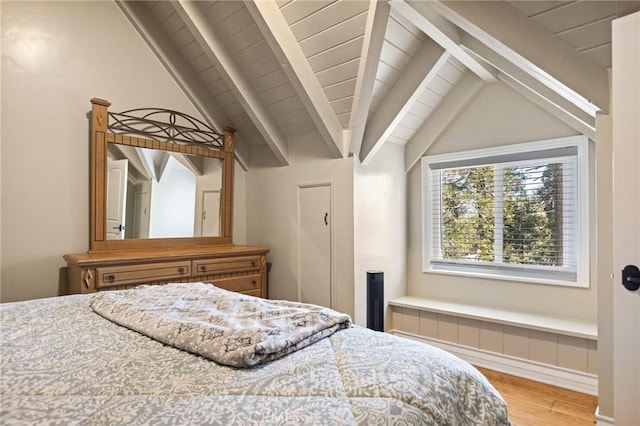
[118,0,640,169]
[507,0,640,68]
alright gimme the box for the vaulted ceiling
[117,0,640,170]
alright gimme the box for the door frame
[297,181,335,308]
[611,11,640,425]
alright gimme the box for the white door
[106,158,128,240]
[612,11,640,425]
[132,189,150,239]
[201,190,220,237]
[299,184,332,308]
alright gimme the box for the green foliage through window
[440,162,564,267]
[423,137,588,286]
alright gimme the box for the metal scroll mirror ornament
[105,107,224,240]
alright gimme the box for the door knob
[622,265,640,291]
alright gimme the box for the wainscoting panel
[458,317,480,348]
[503,325,529,359]
[391,305,598,378]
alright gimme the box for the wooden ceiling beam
[498,72,596,140]
[391,0,496,83]
[173,0,289,166]
[348,0,391,157]
[360,41,448,165]
[245,0,345,158]
[116,1,251,170]
[113,144,155,181]
[172,153,204,177]
[462,39,596,139]
[429,0,608,113]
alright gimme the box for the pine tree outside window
[422,136,589,287]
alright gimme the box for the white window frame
[422,136,590,288]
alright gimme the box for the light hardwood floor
[477,367,598,426]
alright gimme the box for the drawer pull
[252,280,257,285]
[108,274,116,282]
[178,267,186,274]
[252,261,257,267]
[200,265,207,272]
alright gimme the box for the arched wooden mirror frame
[89,98,235,252]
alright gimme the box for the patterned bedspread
[90,283,352,367]
[0,291,510,425]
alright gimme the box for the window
[422,136,589,287]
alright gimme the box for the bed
[0,283,510,425]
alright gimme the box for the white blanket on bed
[90,283,352,367]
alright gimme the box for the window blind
[422,138,588,286]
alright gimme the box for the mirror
[90,98,235,252]
[106,145,223,239]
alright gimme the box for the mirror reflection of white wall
[148,155,196,238]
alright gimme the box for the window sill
[423,266,589,288]
[389,296,597,340]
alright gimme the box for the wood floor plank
[551,399,597,422]
[476,367,597,426]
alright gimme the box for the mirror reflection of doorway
[201,190,220,237]
[106,158,128,240]
[131,187,151,239]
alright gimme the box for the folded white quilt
[90,283,352,367]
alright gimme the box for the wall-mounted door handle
[324,212,328,226]
[622,265,640,291]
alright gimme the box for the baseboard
[594,406,614,426]
[390,330,598,396]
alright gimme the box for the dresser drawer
[193,256,261,276]
[208,274,262,293]
[240,288,262,298]
[96,261,190,288]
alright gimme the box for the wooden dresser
[64,245,269,298]
[67,100,268,299]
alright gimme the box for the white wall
[407,81,599,322]
[354,142,406,328]
[0,1,245,302]
[246,132,354,318]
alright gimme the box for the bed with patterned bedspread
[0,284,510,425]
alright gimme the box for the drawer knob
[108,274,116,282]
[200,265,207,272]
[252,280,257,285]
[178,267,186,274]
[252,261,257,267]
